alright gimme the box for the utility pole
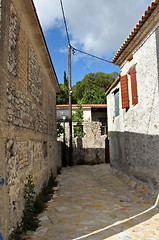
[68,44,73,166]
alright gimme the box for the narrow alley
[24,164,159,240]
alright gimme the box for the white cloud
[33,0,152,58]
[33,0,62,29]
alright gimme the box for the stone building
[0,0,60,238]
[106,1,159,191]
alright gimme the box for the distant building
[106,1,159,190]
[57,104,107,126]
[57,104,108,165]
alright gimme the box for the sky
[33,0,152,85]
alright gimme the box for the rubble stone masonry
[18,25,28,88]
[0,1,60,238]
[0,0,1,39]
[59,122,106,165]
[28,44,42,104]
[7,4,18,76]
[7,84,48,133]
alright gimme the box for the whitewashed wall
[107,24,159,190]
[57,107,92,122]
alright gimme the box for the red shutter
[130,67,138,105]
[121,74,129,109]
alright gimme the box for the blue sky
[33,0,152,86]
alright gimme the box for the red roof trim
[56,104,107,108]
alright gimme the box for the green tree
[82,88,106,104]
[72,72,118,104]
[72,102,84,137]
[57,71,118,105]
[64,71,68,87]
[56,71,69,104]
[72,102,83,122]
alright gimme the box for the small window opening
[127,54,133,62]
[43,141,47,158]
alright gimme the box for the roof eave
[112,0,159,65]
[105,77,120,96]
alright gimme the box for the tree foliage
[72,102,84,122]
[56,71,69,105]
[72,102,84,137]
[57,71,118,105]
[72,72,118,104]
[81,88,106,104]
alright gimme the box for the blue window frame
[114,89,119,117]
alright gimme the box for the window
[43,141,47,158]
[114,89,119,117]
[127,54,133,62]
[130,67,138,105]
[121,74,129,109]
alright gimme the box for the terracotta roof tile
[56,104,107,108]
[112,0,159,64]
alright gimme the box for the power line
[72,47,113,64]
[59,0,113,65]
[73,51,92,73]
[59,0,70,46]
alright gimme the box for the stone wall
[0,1,60,239]
[7,84,48,133]
[18,25,28,88]
[59,122,106,165]
[28,44,42,104]
[156,26,159,86]
[0,0,2,39]
[73,122,106,165]
[7,4,18,76]
[107,22,159,192]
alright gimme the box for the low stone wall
[59,122,106,165]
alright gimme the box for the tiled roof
[56,104,107,108]
[112,0,159,64]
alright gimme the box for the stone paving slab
[24,164,159,240]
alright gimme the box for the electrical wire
[72,47,113,64]
[73,51,92,73]
[59,0,113,65]
[59,0,70,46]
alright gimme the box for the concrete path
[25,164,159,240]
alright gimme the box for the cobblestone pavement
[24,164,159,240]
